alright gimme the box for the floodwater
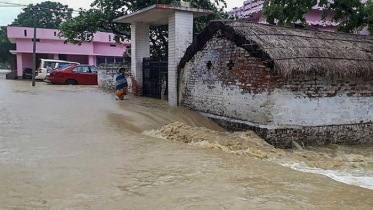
[1,73,373,210]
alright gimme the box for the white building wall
[168,11,194,106]
[131,22,150,86]
[180,34,373,128]
[270,91,373,127]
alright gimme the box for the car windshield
[91,67,98,73]
[43,62,58,69]
[43,61,79,70]
[73,66,91,73]
[55,66,71,71]
[57,63,71,69]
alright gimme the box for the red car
[46,65,98,85]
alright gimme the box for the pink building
[7,26,130,78]
[230,0,369,33]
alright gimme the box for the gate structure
[114,4,212,105]
[142,58,168,99]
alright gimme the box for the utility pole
[31,6,37,86]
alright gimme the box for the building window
[54,31,57,36]
[97,57,106,65]
[206,61,212,69]
[115,57,123,63]
[96,56,124,65]
[58,54,67,60]
[24,30,27,37]
[106,57,114,63]
[110,44,116,47]
[109,35,111,42]
[31,39,40,42]
[227,60,235,70]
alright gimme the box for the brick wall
[97,64,135,94]
[179,31,373,147]
[98,66,117,90]
[205,112,373,148]
[179,33,274,125]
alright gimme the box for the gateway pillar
[168,11,194,106]
[131,22,150,86]
[114,4,212,105]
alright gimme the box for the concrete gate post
[168,11,194,106]
[114,4,212,104]
[131,22,150,86]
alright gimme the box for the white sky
[0,0,244,26]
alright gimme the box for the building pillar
[16,53,23,78]
[88,55,96,66]
[130,22,150,86]
[53,54,59,60]
[168,11,194,106]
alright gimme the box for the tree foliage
[0,1,73,65]
[262,0,317,27]
[59,0,229,60]
[261,0,373,34]
[11,1,73,29]
[0,26,15,65]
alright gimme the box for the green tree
[0,26,15,65]
[11,1,73,29]
[59,0,229,60]
[261,0,373,34]
[0,1,73,66]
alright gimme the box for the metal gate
[142,58,168,99]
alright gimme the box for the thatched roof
[179,21,373,78]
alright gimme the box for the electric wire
[0,1,83,14]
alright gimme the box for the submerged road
[1,74,373,209]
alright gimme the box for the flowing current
[1,73,373,209]
[144,122,373,191]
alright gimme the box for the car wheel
[65,79,78,85]
[23,74,31,79]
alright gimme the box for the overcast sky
[0,0,244,26]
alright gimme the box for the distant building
[178,21,373,148]
[230,0,369,34]
[7,26,130,78]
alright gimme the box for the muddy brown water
[1,74,373,210]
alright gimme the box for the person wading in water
[116,67,129,100]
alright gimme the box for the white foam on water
[143,122,373,192]
[281,162,373,191]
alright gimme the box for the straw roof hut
[179,21,373,78]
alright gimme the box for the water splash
[143,121,373,190]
